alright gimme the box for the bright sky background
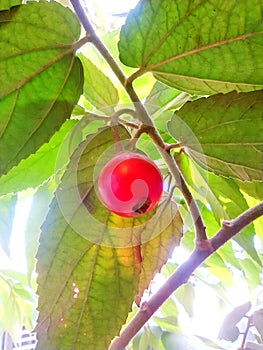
[86,0,139,15]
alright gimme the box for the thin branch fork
[109,202,263,349]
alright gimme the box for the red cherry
[97,152,163,217]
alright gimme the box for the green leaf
[36,126,139,350]
[0,0,21,10]
[177,153,226,221]
[145,81,182,117]
[0,193,17,256]
[138,198,183,302]
[207,172,261,265]
[237,180,263,201]
[0,120,77,196]
[178,156,261,267]
[119,0,263,94]
[72,104,86,116]
[36,124,183,348]
[0,2,83,175]
[79,53,119,111]
[168,90,263,181]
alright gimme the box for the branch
[70,0,126,89]
[70,1,206,238]
[109,202,263,349]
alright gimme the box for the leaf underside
[168,90,263,182]
[119,0,263,94]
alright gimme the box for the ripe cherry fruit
[98,152,163,217]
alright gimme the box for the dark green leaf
[0,2,83,175]
[0,193,17,256]
[119,0,263,94]
[79,54,119,111]
[168,90,263,181]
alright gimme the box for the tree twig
[109,202,263,349]
[70,0,207,242]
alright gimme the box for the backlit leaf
[0,2,83,175]
[0,193,17,256]
[168,90,263,181]
[119,0,263,94]
[138,198,183,301]
[145,81,182,117]
[36,126,140,350]
[237,180,263,201]
[178,156,261,267]
[0,120,77,196]
[206,172,261,265]
[0,270,36,341]
[79,54,119,111]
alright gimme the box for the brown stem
[70,0,126,84]
[109,202,263,349]
[70,0,206,242]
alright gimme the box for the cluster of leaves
[0,0,262,349]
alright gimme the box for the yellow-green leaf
[79,54,119,111]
